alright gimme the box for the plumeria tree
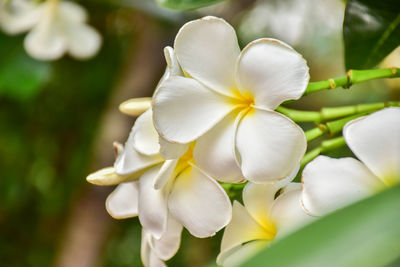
[0,0,399,266]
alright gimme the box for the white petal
[131,109,160,156]
[141,230,167,267]
[86,167,140,186]
[301,155,385,216]
[236,38,309,109]
[66,23,102,60]
[0,0,42,34]
[343,107,400,185]
[154,159,178,190]
[58,1,87,23]
[193,110,244,183]
[168,164,231,238]
[150,216,182,261]
[163,46,183,77]
[218,201,273,266]
[236,108,306,183]
[24,16,66,61]
[114,125,163,176]
[105,182,139,219]
[269,184,313,239]
[217,240,268,267]
[159,136,189,160]
[138,166,169,239]
[152,76,234,144]
[174,16,240,97]
[242,182,280,230]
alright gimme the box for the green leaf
[343,0,400,69]
[156,0,226,10]
[241,184,400,267]
[0,34,51,101]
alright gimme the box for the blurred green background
[0,0,398,266]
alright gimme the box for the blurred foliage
[242,184,400,267]
[156,0,227,10]
[343,0,400,69]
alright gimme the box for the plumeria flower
[301,107,400,216]
[217,169,312,267]
[0,0,101,61]
[88,106,232,239]
[153,16,309,184]
[87,174,182,267]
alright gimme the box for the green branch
[277,101,400,123]
[304,67,400,95]
[300,136,346,169]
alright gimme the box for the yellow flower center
[173,143,195,177]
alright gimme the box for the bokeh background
[0,0,398,266]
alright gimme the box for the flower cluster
[0,0,101,60]
[87,16,400,267]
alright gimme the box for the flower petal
[193,110,244,183]
[163,46,183,77]
[153,76,234,144]
[343,107,400,185]
[138,165,169,239]
[159,136,189,160]
[301,155,385,216]
[242,182,278,229]
[168,164,231,238]
[218,201,272,266]
[174,16,240,97]
[131,109,160,156]
[24,17,66,61]
[141,230,167,267]
[236,108,306,183]
[217,240,268,267]
[114,125,163,176]
[105,182,139,219]
[149,215,182,261]
[269,183,312,239]
[0,0,42,35]
[118,97,152,117]
[66,23,102,60]
[154,159,178,190]
[236,38,309,109]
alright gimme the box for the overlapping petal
[174,16,240,97]
[269,183,312,238]
[67,22,101,59]
[131,109,160,156]
[218,201,273,265]
[193,111,244,183]
[138,165,169,239]
[168,164,231,238]
[159,136,189,160]
[217,240,268,267]
[236,108,306,183]
[0,0,42,34]
[236,38,309,110]
[343,107,400,185]
[105,182,139,219]
[153,159,178,190]
[301,155,385,216]
[141,230,167,267]
[153,76,235,144]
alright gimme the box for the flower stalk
[304,67,400,95]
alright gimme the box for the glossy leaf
[343,0,400,69]
[241,184,400,267]
[156,0,226,10]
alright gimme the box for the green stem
[304,67,400,95]
[277,101,400,123]
[300,136,346,169]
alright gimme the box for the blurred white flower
[0,0,101,60]
[153,16,308,184]
[217,170,312,267]
[301,107,400,216]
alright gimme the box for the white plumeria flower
[1,0,101,60]
[217,170,312,267]
[101,179,182,267]
[301,107,400,216]
[153,16,309,184]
